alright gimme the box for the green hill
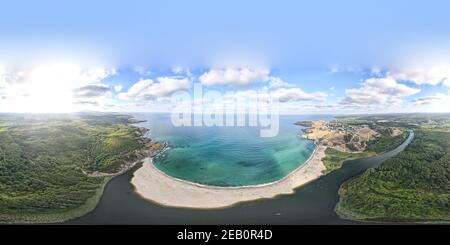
[0,113,144,224]
[337,127,450,222]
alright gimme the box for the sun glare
[0,63,109,113]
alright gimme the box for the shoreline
[0,115,148,224]
[131,144,327,209]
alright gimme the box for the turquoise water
[134,114,332,187]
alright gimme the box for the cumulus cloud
[222,86,327,104]
[199,68,270,87]
[73,84,111,98]
[412,95,443,105]
[114,85,123,92]
[0,65,116,89]
[412,93,450,105]
[388,65,450,86]
[222,90,267,103]
[0,68,29,85]
[278,103,338,114]
[267,76,295,89]
[271,88,327,102]
[0,64,117,112]
[371,67,382,76]
[341,77,420,106]
[118,76,191,100]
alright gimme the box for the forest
[0,113,144,223]
[337,125,450,222]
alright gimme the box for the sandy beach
[131,145,327,209]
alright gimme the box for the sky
[1,0,450,114]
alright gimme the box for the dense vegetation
[365,129,408,154]
[337,127,450,222]
[322,148,373,172]
[322,125,408,172]
[0,113,144,223]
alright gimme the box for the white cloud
[271,88,327,102]
[73,84,111,98]
[371,67,382,76]
[0,67,29,85]
[267,76,295,89]
[114,85,123,92]
[388,65,450,86]
[118,79,153,100]
[0,64,117,112]
[412,92,450,105]
[118,76,191,100]
[11,64,116,88]
[172,67,184,74]
[172,67,194,79]
[410,91,450,112]
[412,94,445,105]
[222,86,327,104]
[223,89,268,103]
[134,67,152,76]
[199,68,270,87]
[0,66,5,87]
[341,77,420,106]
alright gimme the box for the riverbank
[0,113,152,224]
[131,145,327,209]
[0,176,112,224]
[335,130,449,223]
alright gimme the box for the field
[0,113,144,223]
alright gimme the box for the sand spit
[131,146,327,209]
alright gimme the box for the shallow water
[65,115,414,224]
[134,114,328,186]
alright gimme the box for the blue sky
[1,0,450,113]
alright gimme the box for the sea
[132,113,332,187]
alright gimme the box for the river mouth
[65,118,414,224]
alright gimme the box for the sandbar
[131,145,327,209]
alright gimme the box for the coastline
[131,144,327,209]
[0,115,149,224]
